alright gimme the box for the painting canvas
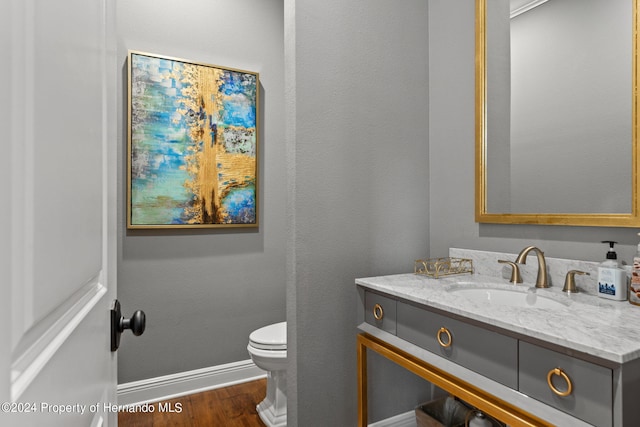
[127,51,259,228]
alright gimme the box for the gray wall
[429,0,639,271]
[285,0,430,425]
[116,0,286,383]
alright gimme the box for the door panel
[30,0,105,326]
[2,0,117,425]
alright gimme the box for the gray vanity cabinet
[396,301,518,389]
[519,341,613,427]
[357,272,640,427]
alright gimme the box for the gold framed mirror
[475,0,640,226]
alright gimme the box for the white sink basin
[449,287,566,309]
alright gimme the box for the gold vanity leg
[357,334,368,427]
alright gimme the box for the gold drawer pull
[547,367,573,397]
[373,303,384,320]
[437,327,452,348]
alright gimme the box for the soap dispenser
[597,241,627,301]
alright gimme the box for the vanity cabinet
[357,287,632,427]
[396,301,518,389]
[519,341,612,427]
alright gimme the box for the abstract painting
[127,51,259,228]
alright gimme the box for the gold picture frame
[127,51,259,229]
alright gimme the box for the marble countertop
[356,272,640,364]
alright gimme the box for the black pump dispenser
[602,240,618,260]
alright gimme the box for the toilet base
[256,370,287,427]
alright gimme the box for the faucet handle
[499,260,523,284]
[562,270,589,294]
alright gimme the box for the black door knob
[121,310,146,336]
[111,300,146,351]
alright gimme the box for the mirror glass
[476,0,640,226]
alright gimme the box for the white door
[1,0,119,426]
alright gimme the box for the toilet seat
[249,321,286,351]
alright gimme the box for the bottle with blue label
[597,241,627,301]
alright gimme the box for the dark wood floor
[118,379,267,427]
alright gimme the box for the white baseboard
[369,410,416,427]
[117,359,266,406]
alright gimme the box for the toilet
[247,321,287,427]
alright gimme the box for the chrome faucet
[515,246,549,288]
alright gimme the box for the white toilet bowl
[247,321,287,427]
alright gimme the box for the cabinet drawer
[396,302,517,388]
[519,341,612,427]
[364,291,397,335]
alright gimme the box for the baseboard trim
[369,410,416,427]
[117,359,266,406]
